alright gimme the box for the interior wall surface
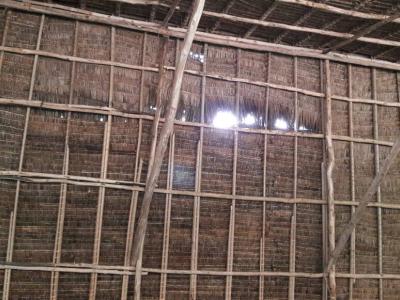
[0,7,399,300]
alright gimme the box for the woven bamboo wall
[0,7,400,300]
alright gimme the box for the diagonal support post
[130,0,205,267]
[324,136,400,288]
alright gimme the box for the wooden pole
[189,42,207,300]
[3,261,400,279]
[147,36,168,180]
[88,25,115,300]
[372,68,384,300]
[259,51,271,300]
[131,32,147,300]
[50,19,79,300]
[324,59,336,300]
[347,64,356,299]
[288,56,299,300]
[4,169,400,210]
[159,134,175,299]
[130,0,205,271]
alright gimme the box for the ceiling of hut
[41,0,400,62]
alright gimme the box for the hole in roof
[213,110,238,129]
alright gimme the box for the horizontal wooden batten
[1,170,400,210]
[3,45,400,110]
[2,0,400,71]
[0,96,397,148]
[0,45,324,98]
[2,262,400,280]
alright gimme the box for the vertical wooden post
[324,59,337,300]
[132,32,149,300]
[0,8,10,74]
[348,64,356,299]
[189,42,207,300]
[130,0,205,268]
[320,59,328,300]
[225,48,240,300]
[371,68,383,300]
[288,56,298,300]
[259,52,271,300]
[50,19,79,300]
[122,32,147,300]
[321,163,328,300]
[159,134,175,299]
[2,14,45,300]
[88,25,115,300]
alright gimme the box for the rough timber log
[130,0,205,267]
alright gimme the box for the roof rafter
[374,42,400,60]
[162,0,180,26]
[323,9,400,54]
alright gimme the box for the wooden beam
[320,60,328,300]
[323,10,400,54]
[372,68,384,300]
[130,0,205,267]
[288,57,299,300]
[147,36,168,180]
[225,48,240,300]
[3,169,400,210]
[243,1,279,38]
[324,59,336,300]
[88,25,115,300]
[324,136,400,278]
[6,0,400,71]
[50,19,79,300]
[278,0,400,24]
[347,64,356,299]
[5,261,400,279]
[4,96,400,149]
[124,32,146,300]
[159,135,175,300]
[189,42,207,300]
[162,0,180,27]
